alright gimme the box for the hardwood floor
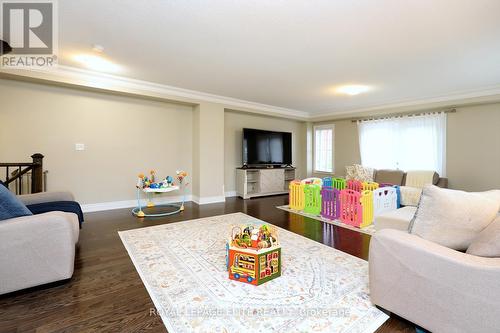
[0,195,415,332]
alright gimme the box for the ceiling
[34,1,500,115]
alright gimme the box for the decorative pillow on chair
[345,164,374,182]
[345,165,356,180]
[466,215,500,257]
[409,185,500,251]
[0,185,33,221]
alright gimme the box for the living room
[1,1,499,333]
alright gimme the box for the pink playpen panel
[347,179,363,192]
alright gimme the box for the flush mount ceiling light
[335,85,371,96]
[73,54,122,73]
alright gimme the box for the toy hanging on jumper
[133,170,189,218]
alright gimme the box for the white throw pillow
[408,185,500,251]
[466,215,500,258]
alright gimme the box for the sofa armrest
[435,177,448,188]
[17,191,75,206]
[0,212,79,295]
[369,229,500,333]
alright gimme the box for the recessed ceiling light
[335,85,371,96]
[73,54,122,73]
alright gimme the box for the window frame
[313,124,335,174]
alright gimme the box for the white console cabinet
[236,168,296,199]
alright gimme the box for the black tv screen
[243,128,292,166]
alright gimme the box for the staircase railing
[0,153,44,194]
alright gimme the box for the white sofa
[369,228,500,333]
[0,192,79,295]
[374,206,417,231]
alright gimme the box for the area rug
[277,205,377,236]
[119,212,388,333]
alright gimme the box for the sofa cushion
[409,185,500,251]
[374,206,417,231]
[466,215,500,257]
[0,185,33,221]
[374,169,405,186]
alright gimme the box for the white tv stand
[236,167,296,199]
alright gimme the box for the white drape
[357,113,447,176]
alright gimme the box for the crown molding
[2,65,500,122]
[0,65,310,120]
[310,85,500,121]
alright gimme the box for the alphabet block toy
[227,225,281,285]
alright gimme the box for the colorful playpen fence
[304,184,322,215]
[332,178,346,190]
[379,183,401,208]
[289,181,305,210]
[373,187,398,216]
[362,181,379,191]
[322,177,333,187]
[340,189,374,228]
[347,179,363,192]
[320,186,340,219]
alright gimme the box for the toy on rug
[226,224,281,285]
[133,169,189,218]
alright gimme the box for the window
[357,113,446,175]
[314,125,334,173]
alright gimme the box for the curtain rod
[351,108,456,123]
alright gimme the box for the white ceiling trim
[2,66,500,122]
[311,85,500,121]
[0,65,310,120]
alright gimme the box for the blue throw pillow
[0,185,33,221]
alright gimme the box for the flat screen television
[243,128,292,166]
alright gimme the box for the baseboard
[224,191,237,197]
[82,195,192,213]
[192,195,226,205]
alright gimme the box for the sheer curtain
[357,113,447,176]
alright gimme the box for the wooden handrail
[0,163,37,167]
[1,153,44,194]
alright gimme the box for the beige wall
[311,119,360,178]
[192,103,225,201]
[447,104,500,191]
[0,79,193,204]
[313,104,500,191]
[224,110,307,193]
